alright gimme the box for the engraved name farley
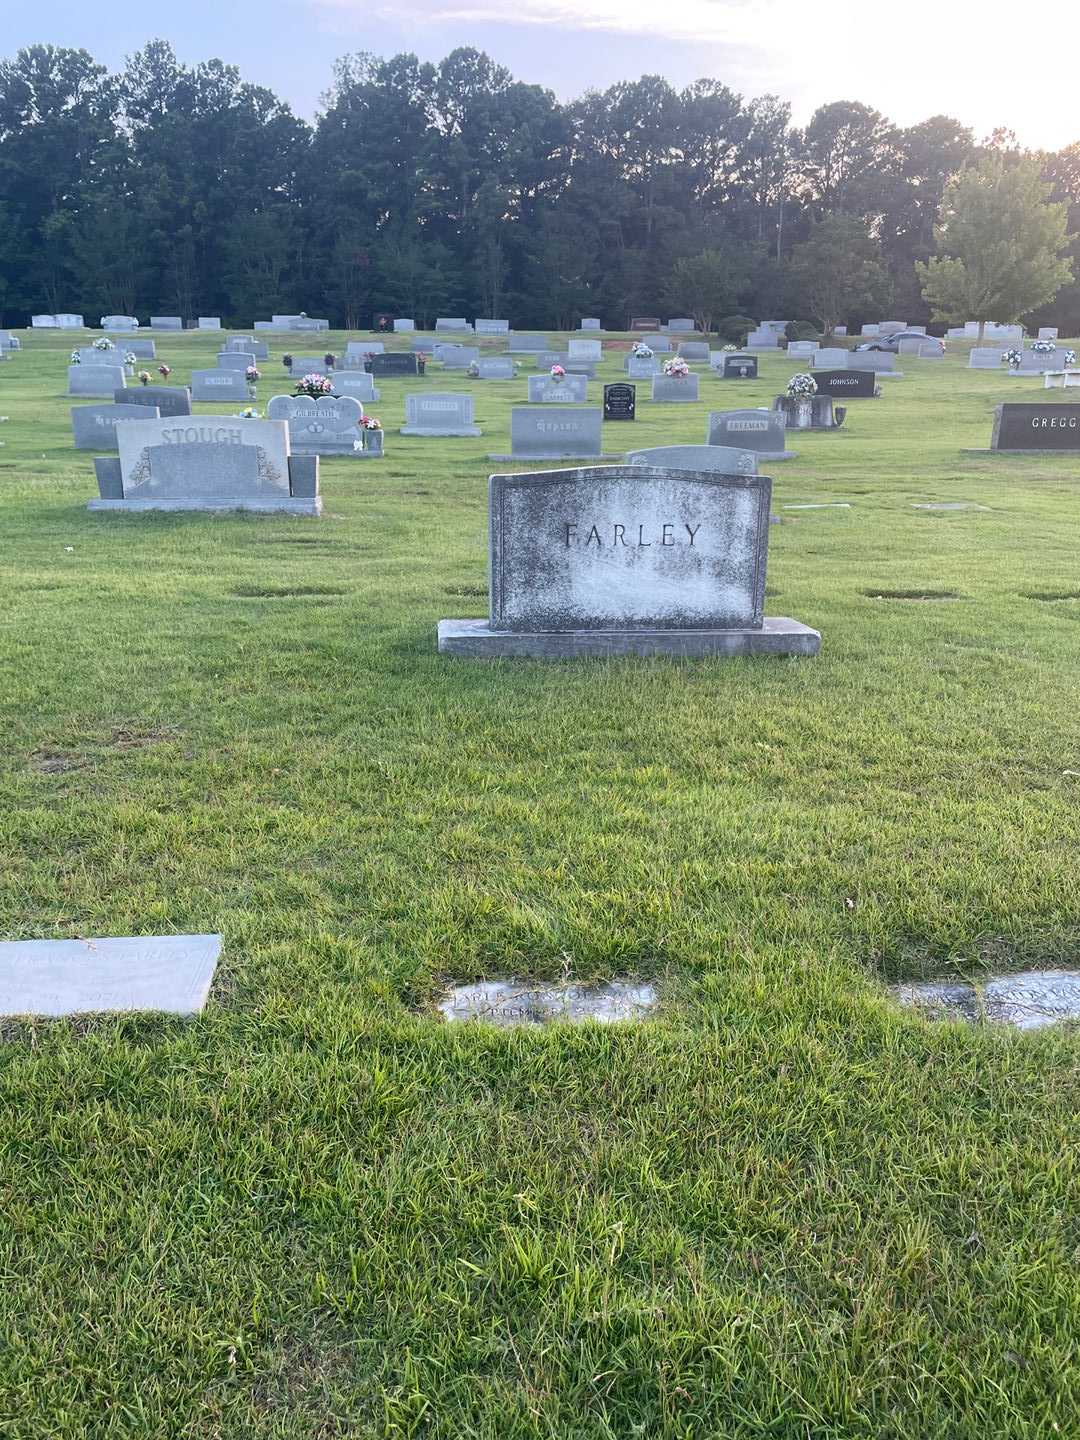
[565,522,702,547]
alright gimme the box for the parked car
[854,331,945,355]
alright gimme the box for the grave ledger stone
[990,402,1080,451]
[438,466,819,659]
[89,416,321,514]
[603,383,636,421]
[0,934,222,1018]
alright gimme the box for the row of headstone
[32,313,84,328]
[811,349,896,374]
[254,316,330,332]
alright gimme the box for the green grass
[1,330,1079,1438]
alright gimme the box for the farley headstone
[438,466,819,658]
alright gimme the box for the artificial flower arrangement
[359,415,382,429]
[1002,348,1023,368]
[323,352,336,369]
[92,337,115,352]
[662,356,690,378]
[70,349,81,364]
[721,343,738,352]
[124,351,137,366]
[1066,349,1077,366]
[158,364,171,380]
[236,407,260,419]
[787,372,818,398]
[282,353,293,369]
[245,366,261,382]
[294,372,334,399]
[550,364,566,380]
[1031,339,1057,354]
[631,342,653,358]
[466,361,480,378]
[137,370,152,386]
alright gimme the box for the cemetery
[3,40,1080,1439]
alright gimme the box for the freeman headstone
[707,408,793,459]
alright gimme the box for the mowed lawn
[1,330,1078,1438]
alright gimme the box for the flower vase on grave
[365,429,384,456]
[795,398,813,428]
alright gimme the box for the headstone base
[400,425,481,437]
[88,497,322,514]
[437,616,820,659]
[486,451,625,462]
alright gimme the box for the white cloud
[306,0,1080,148]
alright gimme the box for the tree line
[2,40,1079,333]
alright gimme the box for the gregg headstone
[116,385,192,417]
[438,466,819,658]
[71,403,159,451]
[191,368,249,402]
[69,365,126,397]
[991,402,1080,451]
[528,374,588,404]
[401,393,480,436]
[603,383,636,421]
[707,408,793,459]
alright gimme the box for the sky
[4,0,1080,151]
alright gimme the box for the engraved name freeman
[565,522,702,548]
